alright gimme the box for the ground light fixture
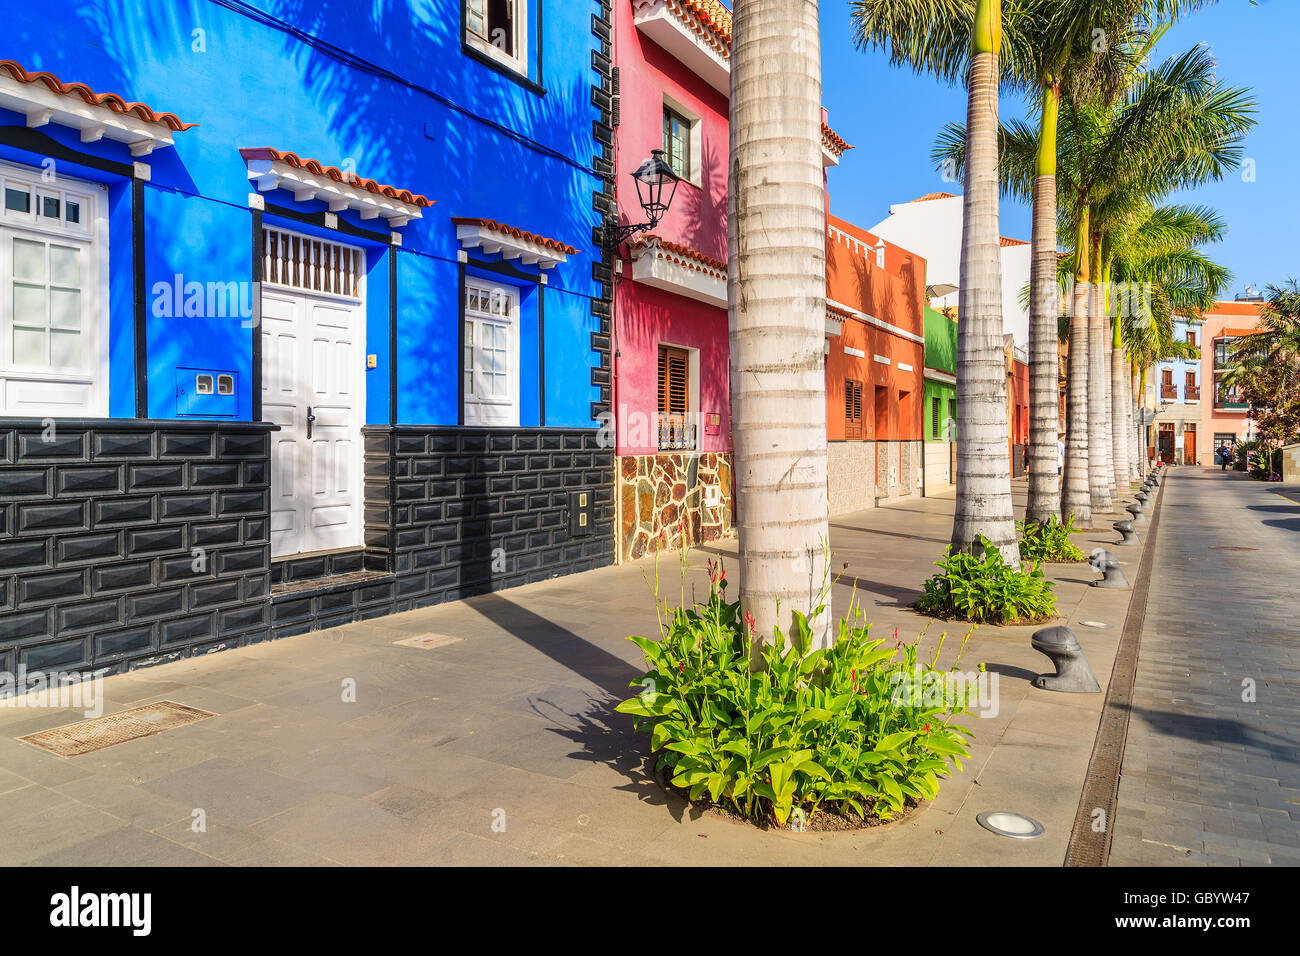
[607,149,680,246]
[977,811,1046,840]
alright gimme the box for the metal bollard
[1090,549,1130,589]
[1113,519,1139,546]
[1125,502,1148,526]
[1031,626,1101,693]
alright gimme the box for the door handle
[306,406,316,439]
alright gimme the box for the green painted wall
[924,380,956,442]
[924,306,957,374]
[923,306,957,442]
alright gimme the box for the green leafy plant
[616,557,976,828]
[1017,515,1086,563]
[915,537,1057,624]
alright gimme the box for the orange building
[823,215,927,514]
[1199,299,1265,465]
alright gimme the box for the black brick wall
[0,419,273,676]
[365,426,614,609]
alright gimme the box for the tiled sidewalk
[0,483,1143,865]
[1109,469,1300,867]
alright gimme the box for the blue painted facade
[3,0,606,427]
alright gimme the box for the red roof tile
[453,218,578,256]
[240,147,433,208]
[0,59,197,131]
[999,236,1029,247]
[909,192,957,203]
[633,235,726,274]
[822,123,853,155]
[678,0,732,48]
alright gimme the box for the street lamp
[607,149,680,247]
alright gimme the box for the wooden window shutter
[658,345,689,416]
[845,380,863,439]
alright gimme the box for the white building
[869,191,1032,351]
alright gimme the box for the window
[844,379,863,439]
[1,162,104,415]
[931,396,940,438]
[463,278,519,426]
[465,0,527,74]
[1186,329,1196,347]
[1214,338,1231,368]
[662,104,693,181]
[658,344,695,450]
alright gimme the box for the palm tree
[728,0,832,651]
[1220,281,1300,453]
[854,0,1038,563]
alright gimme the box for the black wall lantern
[607,149,680,246]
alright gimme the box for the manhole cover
[1208,546,1258,551]
[394,633,464,650]
[18,701,215,758]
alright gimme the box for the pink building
[611,0,852,562]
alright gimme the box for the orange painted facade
[823,215,926,443]
[1199,300,1265,459]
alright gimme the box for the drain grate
[394,633,463,650]
[17,701,215,758]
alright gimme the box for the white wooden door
[263,287,363,559]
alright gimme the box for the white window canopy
[0,60,196,157]
[630,236,726,309]
[453,217,577,270]
[632,0,731,96]
[239,147,432,228]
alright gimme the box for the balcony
[658,414,697,452]
[1161,384,1177,400]
[1185,385,1200,402]
[1216,399,1250,412]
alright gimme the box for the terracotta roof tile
[678,0,732,48]
[909,192,957,203]
[999,236,1029,247]
[633,235,726,274]
[240,147,433,208]
[452,217,579,256]
[822,122,853,155]
[0,59,197,131]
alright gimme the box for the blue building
[0,0,615,673]
[1150,316,1202,465]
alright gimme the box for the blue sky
[813,0,1296,296]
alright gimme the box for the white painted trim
[244,157,424,227]
[632,0,730,96]
[873,354,890,366]
[462,277,521,427]
[826,296,925,345]
[843,345,865,358]
[924,367,956,385]
[0,161,108,416]
[464,0,530,77]
[456,223,569,270]
[898,362,913,372]
[630,240,726,309]
[0,73,181,156]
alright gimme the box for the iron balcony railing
[658,415,697,452]
[1185,385,1200,401]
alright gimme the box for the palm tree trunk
[1137,365,1150,470]
[1110,307,1130,493]
[952,0,1018,567]
[728,0,830,653]
[1062,213,1092,525]
[1088,239,1112,514]
[1099,261,1117,501]
[1026,80,1061,525]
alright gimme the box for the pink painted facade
[613,0,730,458]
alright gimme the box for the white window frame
[0,160,108,417]
[465,0,529,76]
[463,277,520,427]
[662,94,702,187]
